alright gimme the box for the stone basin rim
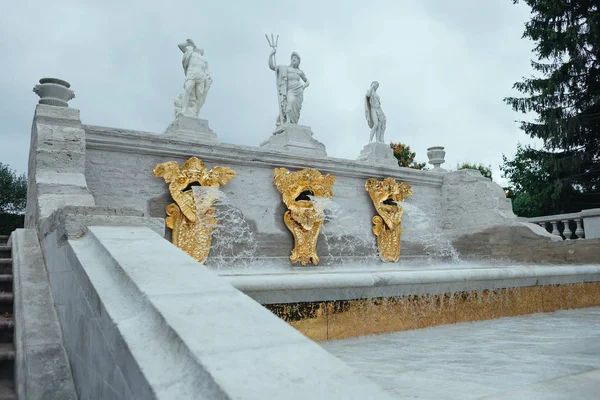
[224,264,600,292]
[39,77,71,87]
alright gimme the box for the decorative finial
[32,78,75,107]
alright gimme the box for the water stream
[401,202,460,262]
[311,196,379,265]
[191,187,459,270]
[192,186,259,270]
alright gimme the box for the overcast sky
[0,0,541,185]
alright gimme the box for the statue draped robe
[276,65,303,125]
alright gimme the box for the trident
[265,33,279,64]
[266,33,284,127]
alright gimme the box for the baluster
[551,221,560,237]
[574,218,585,239]
[562,219,573,240]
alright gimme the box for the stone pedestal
[357,142,398,167]
[164,115,217,143]
[260,124,327,157]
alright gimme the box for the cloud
[0,0,540,187]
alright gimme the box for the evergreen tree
[503,0,599,216]
[0,162,27,213]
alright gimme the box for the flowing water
[401,202,460,263]
[192,187,459,270]
[192,186,259,270]
[311,196,379,265]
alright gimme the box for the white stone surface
[25,105,96,228]
[41,228,140,400]
[224,263,600,304]
[39,205,165,244]
[53,225,393,399]
[322,308,600,399]
[259,123,327,157]
[441,169,517,238]
[357,142,398,167]
[11,229,77,400]
[581,208,600,239]
[164,114,217,143]
[364,81,386,143]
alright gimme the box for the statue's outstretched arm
[268,50,276,71]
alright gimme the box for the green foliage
[502,144,586,217]
[503,0,600,216]
[0,213,24,235]
[457,162,492,180]
[389,142,427,170]
[0,163,27,214]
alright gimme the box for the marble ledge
[223,265,600,304]
[83,124,444,187]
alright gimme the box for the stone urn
[427,146,447,171]
[33,78,75,107]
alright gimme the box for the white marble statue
[174,39,212,118]
[266,34,310,126]
[365,81,386,143]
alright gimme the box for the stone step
[0,379,16,400]
[0,294,12,315]
[0,276,11,293]
[0,260,11,275]
[0,236,7,246]
[0,247,9,259]
[0,316,14,343]
[0,343,14,361]
[0,343,14,381]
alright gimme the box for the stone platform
[164,114,217,143]
[259,124,327,157]
[357,142,398,167]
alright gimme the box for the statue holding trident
[266,34,310,127]
[174,39,212,118]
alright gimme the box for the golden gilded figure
[365,177,413,262]
[273,168,336,266]
[153,157,236,263]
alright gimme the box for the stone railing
[528,208,600,240]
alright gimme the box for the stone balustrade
[528,208,600,240]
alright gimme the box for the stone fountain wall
[81,123,519,263]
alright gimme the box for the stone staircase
[0,234,16,400]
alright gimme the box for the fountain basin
[223,264,600,341]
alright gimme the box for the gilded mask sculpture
[365,177,413,262]
[153,157,236,263]
[273,168,336,266]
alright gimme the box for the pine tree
[503,0,600,216]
